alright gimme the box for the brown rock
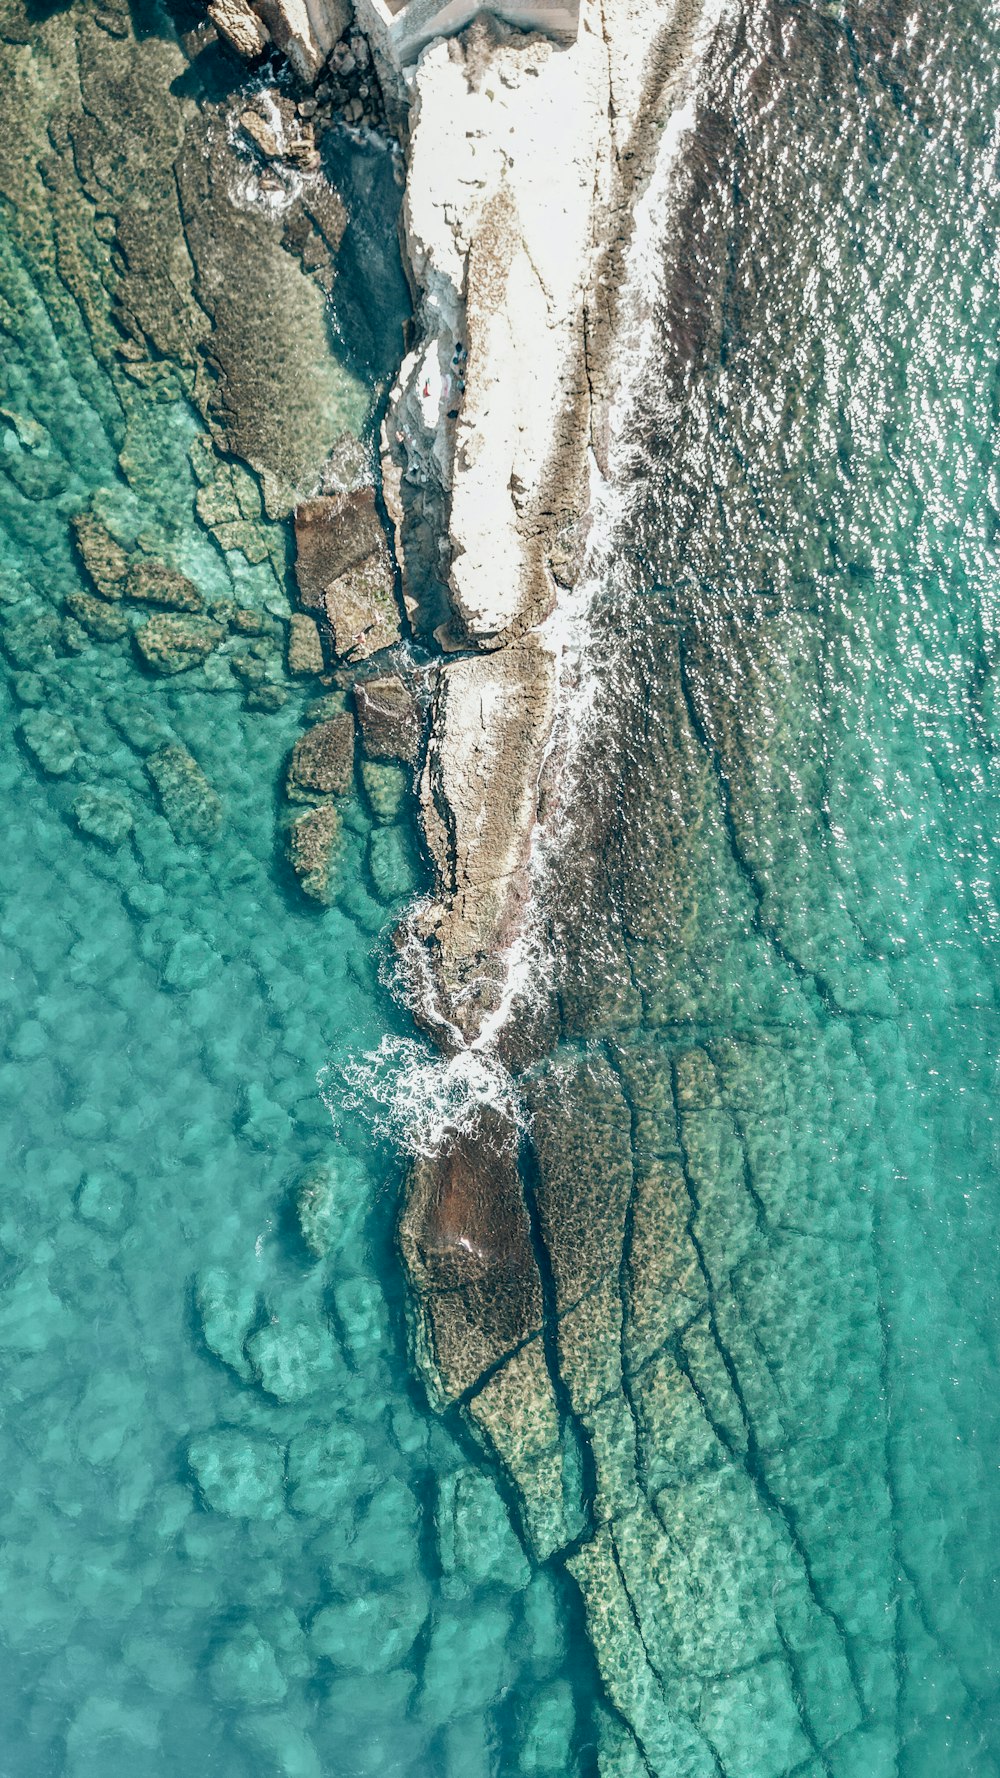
[323,552,400,663]
[285,801,341,903]
[293,489,386,612]
[207,0,270,58]
[134,613,224,675]
[355,673,422,764]
[399,1110,544,1404]
[286,715,354,799]
[71,513,128,601]
[126,560,204,612]
[287,612,325,676]
[64,591,128,642]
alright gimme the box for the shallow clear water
[3,0,1000,1775]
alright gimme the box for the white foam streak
[337,2,733,1156]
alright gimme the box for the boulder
[285,802,341,903]
[146,744,223,843]
[286,716,354,799]
[286,1422,368,1517]
[73,787,134,847]
[133,613,223,675]
[287,612,325,676]
[254,0,350,83]
[70,512,128,600]
[355,672,421,763]
[19,709,81,776]
[207,0,270,58]
[64,591,129,641]
[323,551,401,662]
[360,759,408,823]
[293,489,386,611]
[126,560,204,612]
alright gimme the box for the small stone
[73,786,133,847]
[285,803,341,903]
[126,560,204,612]
[354,672,421,762]
[134,613,223,675]
[146,744,223,843]
[287,613,325,676]
[19,708,81,776]
[345,98,363,124]
[71,511,128,600]
[286,716,354,799]
[64,591,129,642]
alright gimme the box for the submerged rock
[210,1623,287,1705]
[188,1430,284,1518]
[360,759,408,823]
[126,560,204,612]
[284,802,341,903]
[133,613,223,675]
[19,709,81,776]
[285,716,355,800]
[64,591,129,642]
[145,744,223,843]
[70,511,128,601]
[286,612,325,677]
[73,787,134,848]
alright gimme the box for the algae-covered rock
[355,672,421,763]
[195,1268,258,1382]
[188,1429,284,1518]
[286,716,355,799]
[360,759,408,824]
[71,511,128,600]
[368,824,418,903]
[310,1588,427,1673]
[146,744,223,843]
[134,613,223,675]
[246,683,288,713]
[210,1622,287,1705]
[285,802,341,903]
[19,709,81,776]
[73,786,134,847]
[287,612,325,676]
[126,560,204,612]
[64,591,129,642]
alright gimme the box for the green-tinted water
[3,0,1000,1774]
[0,3,577,1773]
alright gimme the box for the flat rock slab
[294,490,386,610]
[286,715,355,799]
[355,672,421,763]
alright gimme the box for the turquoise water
[0,3,581,1773]
[528,2,1000,1771]
[4,0,1000,1774]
